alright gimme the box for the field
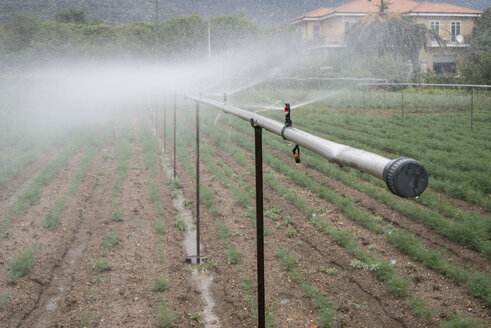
[0,86,490,328]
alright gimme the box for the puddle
[162,154,221,328]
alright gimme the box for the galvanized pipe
[186,95,428,198]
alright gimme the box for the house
[290,0,482,73]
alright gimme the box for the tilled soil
[1,118,489,328]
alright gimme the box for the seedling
[8,247,37,283]
[94,259,110,272]
[175,219,187,232]
[152,276,169,292]
[188,312,205,325]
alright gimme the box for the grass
[8,246,37,283]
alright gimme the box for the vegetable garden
[0,83,489,328]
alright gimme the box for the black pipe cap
[383,157,428,198]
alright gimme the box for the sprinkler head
[284,103,292,127]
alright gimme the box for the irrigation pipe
[186,94,428,198]
[358,82,491,88]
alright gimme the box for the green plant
[92,275,102,284]
[188,312,205,324]
[152,276,169,292]
[320,267,339,275]
[156,303,176,327]
[226,247,242,265]
[43,208,61,229]
[286,226,297,239]
[8,247,37,283]
[0,290,11,307]
[79,309,95,327]
[175,218,188,232]
[439,316,479,328]
[407,297,433,322]
[94,259,110,272]
[265,206,282,221]
[154,219,165,234]
[103,231,118,249]
[198,258,218,274]
[111,206,122,222]
[168,177,182,191]
[350,259,369,270]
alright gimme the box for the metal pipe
[186,95,428,198]
[359,82,491,89]
[253,124,265,328]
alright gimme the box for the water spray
[186,93,428,328]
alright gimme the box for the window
[451,21,461,42]
[344,21,353,33]
[429,21,440,44]
[313,25,321,39]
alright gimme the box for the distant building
[290,0,482,73]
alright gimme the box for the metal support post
[401,89,404,120]
[195,102,201,263]
[253,122,265,328]
[471,88,474,130]
[363,89,366,113]
[155,110,159,137]
[173,93,177,179]
[163,96,166,153]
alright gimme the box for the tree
[344,1,428,72]
[462,8,491,84]
[55,9,87,24]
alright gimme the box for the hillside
[0,0,488,26]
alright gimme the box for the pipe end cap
[383,157,428,198]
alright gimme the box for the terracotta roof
[411,2,482,14]
[291,0,482,22]
[334,0,421,14]
[291,7,335,22]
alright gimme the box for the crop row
[173,104,484,326]
[261,108,490,209]
[195,105,491,309]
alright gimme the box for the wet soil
[0,117,488,328]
